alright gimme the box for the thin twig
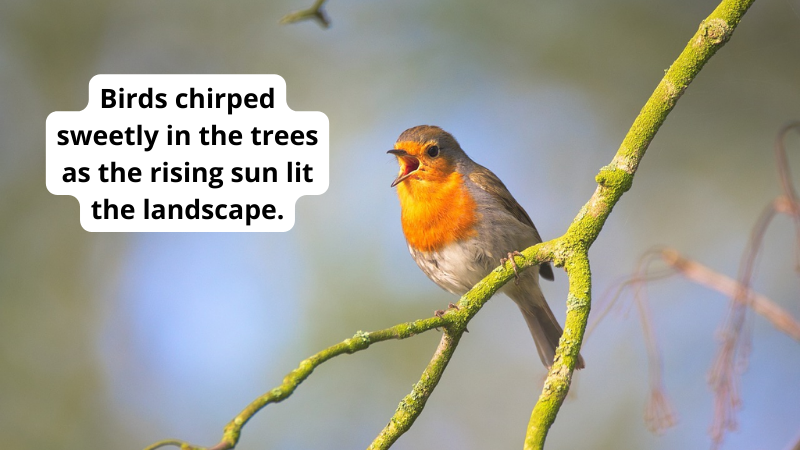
[590,248,678,434]
[367,329,464,449]
[633,272,678,434]
[365,242,556,448]
[774,122,800,271]
[661,248,800,341]
[142,243,555,450]
[143,439,193,450]
[599,246,800,443]
[280,0,331,28]
[708,122,800,448]
[142,316,448,450]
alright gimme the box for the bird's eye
[426,145,440,157]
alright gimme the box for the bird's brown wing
[469,166,555,281]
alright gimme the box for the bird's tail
[512,285,585,369]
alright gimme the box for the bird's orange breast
[397,171,478,252]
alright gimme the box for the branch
[587,121,800,444]
[367,244,556,448]
[774,122,800,271]
[707,122,800,448]
[590,246,800,434]
[789,431,800,450]
[142,243,556,450]
[524,1,755,448]
[632,277,678,434]
[367,329,462,449]
[280,0,331,28]
[143,316,448,450]
[662,248,800,341]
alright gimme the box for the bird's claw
[435,302,459,318]
[434,304,468,332]
[501,251,524,285]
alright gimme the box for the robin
[388,125,584,369]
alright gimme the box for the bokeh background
[2,0,799,449]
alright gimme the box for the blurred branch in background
[790,432,800,450]
[709,122,800,449]
[590,123,800,448]
[280,0,330,28]
[146,0,759,449]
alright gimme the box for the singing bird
[388,125,584,368]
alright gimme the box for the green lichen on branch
[523,255,591,450]
[144,316,446,450]
[614,0,753,176]
[144,243,554,450]
[523,0,755,448]
[365,244,555,449]
[367,329,463,450]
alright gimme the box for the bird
[388,125,584,369]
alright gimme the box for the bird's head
[388,125,466,187]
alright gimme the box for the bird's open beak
[388,149,420,187]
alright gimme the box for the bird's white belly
[408,238,498,296]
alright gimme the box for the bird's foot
[434,303,468,332]
[434,302,460,318]
[500,251,524,285]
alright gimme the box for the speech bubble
[46,74,329,232]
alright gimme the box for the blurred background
[1,0,799,448]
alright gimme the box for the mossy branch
[146,0,756,449]
[143,240,554,450]
[142,315,447,450]
[523,0,755,448]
